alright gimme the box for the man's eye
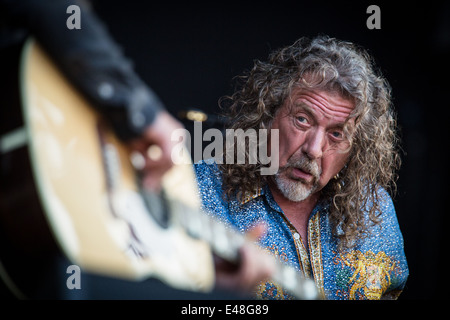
[331,131,343,139]
[297,116,308,123]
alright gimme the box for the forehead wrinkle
[292,102,316,118]
[292,92,353,122]
[292,101,349,127]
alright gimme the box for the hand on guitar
[128,110,184,192]
[213,223,276,295]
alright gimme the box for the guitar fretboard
[166,195,320,300]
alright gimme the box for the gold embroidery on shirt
[308,211,325,299]
[339,250,395,299]
[240,188,263,204]
[288,211,325,299]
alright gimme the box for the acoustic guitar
[0,38,319,300]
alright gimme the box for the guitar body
[0,39,214,298]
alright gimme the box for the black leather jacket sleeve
[1,0,165,141]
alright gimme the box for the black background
[89,0,450,299]
[0,0,446,302]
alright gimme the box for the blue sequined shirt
[194,159,409,300]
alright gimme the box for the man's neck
[268,179,320,244]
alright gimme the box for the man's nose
[302,128,325,160]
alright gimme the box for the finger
[131,144,172,172]
[245,222,268,241]
[237,244,275,292]
[146,144,163,162]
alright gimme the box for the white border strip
[0,127,28,154]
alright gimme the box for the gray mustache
[283,156,321,180]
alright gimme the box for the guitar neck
[163,194,320,300]
[100,123,319,299]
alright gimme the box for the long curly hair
[218,35,401,249]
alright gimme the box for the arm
[1,0,183,190]
[2,0,163,141]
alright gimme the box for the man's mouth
[291,167,314,182]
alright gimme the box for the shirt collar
[240,184,284,213]
[240,187,264,205]
[240,183,329,218]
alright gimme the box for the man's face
[270,88,355,202]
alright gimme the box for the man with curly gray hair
[194,35,408,300]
